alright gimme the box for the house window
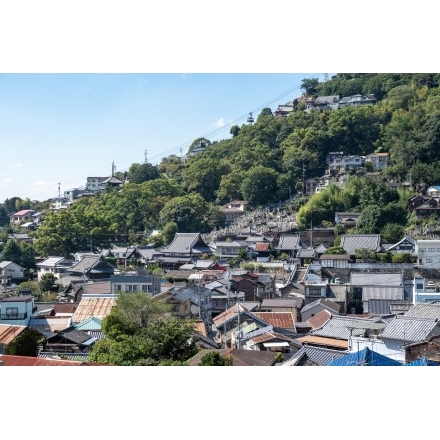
[426,258,433,263]
[171,304,180,313]
[114,284,122,292]
[125,285,133,292]
[6,307,18,317]
[308,287,322,296]
[428,248,435,252]
[419,248,426,252]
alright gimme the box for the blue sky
[0,72,328,202]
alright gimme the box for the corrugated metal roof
[362,286,404,301]
[0,324,28,344]
[298,335,348,349]
[72,297,116,323]
[275,234,301,250]
[381,315,440,342]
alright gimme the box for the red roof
[0,355,110,366]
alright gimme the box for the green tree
[240,166,279,206]
[6,328,45,357]
[200,351,233,366]
[18,281,41,297]
[39,273,56,293]
[1,239,22,265]
[127,162,160,184]
[89,292,197,366]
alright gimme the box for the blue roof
[406,357,440,366]
[327,347,402,366]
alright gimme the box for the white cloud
[214,117,227,128]
[1,178,13,186]
[33,179,52,188]
[15,163,23,169]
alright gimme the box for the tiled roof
[350,272,402,286]
[82,281,112,295]
[252,312,296,330]
[0,324,28,344]
[48,328,93,344]
[282,345,347,366]
[72,296,116,323]
[381,315,440,342]
[275,234,301,250]
[36,256,66,267]
[301,298,341,314]
[404,303,440,319]
[310,315,379,339]
[260,298,299,308]
[340,234,381,256]
[327,347,402,366]
[255,243,270,252]
[187,348,279,366]
[160,233,212,255]
[70,255,114,274]
[0,354,101,366]
[307,309,333,330]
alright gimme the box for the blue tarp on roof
[406,357,440,366]
[327,347,402,366]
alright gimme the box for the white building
[415,239,440,269]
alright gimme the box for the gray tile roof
[362,286,404,301]
[282,345,347,366]
[350,272,402,286]
[275,234,301,251]
[340,234,381,256]
[260,298,299,308]
[404,303,440,319]
[310,315,380,339]
[160,233,212,255]
[301,298,341,314]
[381,315,440,342]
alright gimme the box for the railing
[0,313,28,320]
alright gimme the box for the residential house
[27,316,72,338]
[326,151,344,166]
[212,240,249,259]
[0,261,25,284]
[153,290,192,320]
[319,254,350,269]
[9,209,35,225]
[36,257,76,281]
[426,185,440,198]
[305,95,340,112]
[412,279,440,304]
[259,298,300,322]
[68,255,115,281]
[43,327,98,354]
[349,272,404,314]
[230,271,275,302]
[300,298,341,322]
[336,94,376,108]
[384,235,416,256]
[219,200,249,226]
[305,178,318,196]
[274,103,294,118]
[342,155,364,172]
[86,176,109,193]
[0,295,37,326]
[415,239,440,269]
[110,273,161,295]
[366,152,390,170]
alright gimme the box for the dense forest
[2,73,440,258]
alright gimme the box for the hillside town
[2,78,440,366]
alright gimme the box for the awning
[263,341,289,348]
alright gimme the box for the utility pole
[302,162,306,195]
[144,149,148,164]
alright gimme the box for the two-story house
[110,274,161,295]
[415,239,440,269]
[0,295,37,326]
